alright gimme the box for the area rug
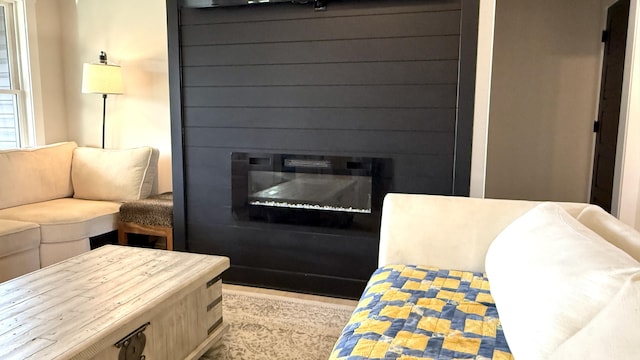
[200,288,356,360]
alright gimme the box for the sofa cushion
[485,202,640,359]
[72,146,159,202]
[550,273,640,359]
[0,142,76,210]
[0,198,120,244]
[577,204,640,262]
[0,219,40,257]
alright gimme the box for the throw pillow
[485,202,640,360]
[72,146,159,202]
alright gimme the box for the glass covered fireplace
[231,152,391,231]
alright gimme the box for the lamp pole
[101,93,107,149]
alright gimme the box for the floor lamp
[82,51,123,149]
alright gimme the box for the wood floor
[222,283,359,307]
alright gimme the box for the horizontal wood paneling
[184,128,453,154]
[182,60,459,87]
[183,107,456,132]
[182,85,457,108]
[184,147,453,178]
[222,266,367,299]
[169,0,474,297]
[181,11,460,46]
[186,223,377,279]
[181,36,460,66]
[180,0,461,25]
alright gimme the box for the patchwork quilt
[329,265,513,360]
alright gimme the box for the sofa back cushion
[378,194,589,271]
[485,203,640,359]
[0,142,76,210]
[549,273,640,359]
[577,204,640,262]
[71,146,159,202]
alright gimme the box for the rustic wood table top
[0,245,229,360]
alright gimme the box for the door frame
[590,0,639,224]
[590,0,630,213]
[611,0,640,226]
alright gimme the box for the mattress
[329,265,513,360]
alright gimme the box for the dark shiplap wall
[168,0,477,297]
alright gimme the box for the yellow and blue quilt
[329,265,513,360]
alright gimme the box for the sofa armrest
[72,146,160,202]
[378,194,588,272]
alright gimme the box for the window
[0,1,27,149]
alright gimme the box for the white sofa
[332,193,640,359]
[0,141,159,282]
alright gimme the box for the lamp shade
[81,63,123,95]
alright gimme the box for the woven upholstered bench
[118,192,174,250]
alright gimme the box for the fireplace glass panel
[248,171,372,214]
[232,153,390,231]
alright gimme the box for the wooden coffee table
[0,245,229,360]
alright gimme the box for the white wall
[485,0,603,202]
[33,0,68,144]
[58,0,172,192]
[478,0,640,230]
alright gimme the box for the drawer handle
[207,276,222,288]
[208,317,224,335]
[207,296,222,312]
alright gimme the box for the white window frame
[0,0,38,148]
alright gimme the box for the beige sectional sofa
[0,141,159,282]
[331,194,640,359]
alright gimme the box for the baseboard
[223,265,367,299]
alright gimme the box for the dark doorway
[590,0,630,213]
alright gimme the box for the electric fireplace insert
[231,152,391,231]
